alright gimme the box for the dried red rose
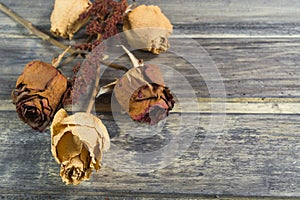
[114,64,174,124]
[11,60,68,132]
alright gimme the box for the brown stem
[86,64,101,114]
[100,61,128,71]
[0,2,79,55]
[117,45,143,68]
[0,2,128,71]
[52,46,71,68]
[96,80,118,98]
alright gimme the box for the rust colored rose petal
[114,64,175,124]
[129,85,174,124]
[16,61,58,91]
[12,60,68,132]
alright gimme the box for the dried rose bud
[123,5,173,54]
[50,0,91,39]
[11,61,68,132]
[114,64,175,124]
[51,109,110,185]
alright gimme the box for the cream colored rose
[51,108,110,185]
[123,5,173,54]
[50,0,91,39]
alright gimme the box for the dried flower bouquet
[0,0,174,185]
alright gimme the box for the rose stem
[0,3,78,54]
[96,80,118,98]
[117,45,143,68]
[52,46,71,68]
[118,45,155,95]
[0,2,128,71]
[86,64,101,114]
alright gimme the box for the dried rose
[11,60,68,132]
[114,64,175,124]
[123,5,173,54]
[51,108,110,185]
[50,0,91,39]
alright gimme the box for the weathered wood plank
[2,97,300,115]
[1,0,300,198]
[1,1,300,38]
[0,111,299,197]
[1,38,299,102]
[2,0,300,25]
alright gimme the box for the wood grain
[1,0,300,36]
[1,38,300,100]
[0,112,299,197]
[1,0,300,198]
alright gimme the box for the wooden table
[0,0,299,199]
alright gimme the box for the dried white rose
[50,0,91,39]
[51,108,110,185]
[123,5,173,54]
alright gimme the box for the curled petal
[114,65,175,124]
[50,109,111,185]
[123,5,173,54]
[50,0,91,39]
[60,154,92,185]
[12,60,68,132]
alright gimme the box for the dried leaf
[117,45,143,68]
[96,80,118,98]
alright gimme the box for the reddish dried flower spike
[75,0,128,51]
[70,44,105,104]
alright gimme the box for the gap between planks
[3,33,300,40]
[170,34,300,39]
[2,97,300,114]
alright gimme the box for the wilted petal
[50,0,91,39]
[56,131,83,163]
[16,61,58,91]
[114,65,175,124]
[60,154,92,185]
[12,60,68,132]
[123,5,173,54]
[50,108,111,185]
[51,108,69,137]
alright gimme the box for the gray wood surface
[0,0,300,199]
